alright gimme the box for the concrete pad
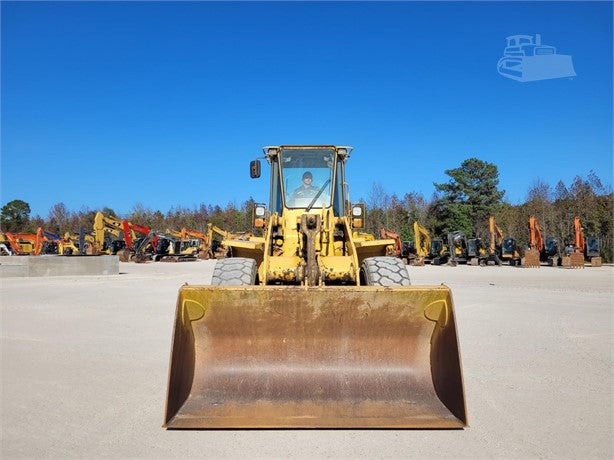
[0,255,119,277]
[1,261,612,458]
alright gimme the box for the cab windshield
[280,148,335,209]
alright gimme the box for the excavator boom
[525,216,544,267]
[380,228,402,257]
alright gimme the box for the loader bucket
[164,285,467,429]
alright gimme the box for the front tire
[211,257,258,285]
[360,257,411,286]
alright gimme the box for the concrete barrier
[0,255,119,277]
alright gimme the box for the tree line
[2,158,612,262]
[364,160,612,262]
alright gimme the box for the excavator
[525,216,560,267]
[129,229,198,263]
[525,216,543,268]
[489,216,520,266]
[40,231,77,255]
[2,228,44,255]
[380,228,403,259]
[446,231,469,266]
[93,212,127,255]
[164,225,236,261]
[207,223,253,258]
[164,145,466,429]
[163,228,203,257]
[2,232,22,255]
[467,237,488,266]
[92,212,153,259]
[0,232,13,255]
[563,217,601,268]
[117,220,155,262]
[169,227,223,260]
[57,229,99,255]
[446,232,486,266]
[413,221,448,265]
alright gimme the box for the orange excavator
[526,216,560,267]
[525,216,544,267]
[3,232,24,255]
[380,228,403,258]
[118,220,157,262]
[563,217,586,268]
[3,228,44,255]
[564,217,601,268]
[179,228,214,259]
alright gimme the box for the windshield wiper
[306,179,331,212]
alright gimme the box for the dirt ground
[1,261,612,458]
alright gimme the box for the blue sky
[2,1,612,218]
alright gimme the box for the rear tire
[360,257,411,286]
[211,257,258,285]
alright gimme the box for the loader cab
[264,146,350,217]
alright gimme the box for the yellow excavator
[490,216,519,266]
[93,212,126,254]
[164,225,243,260]
[413,221,448,265]
[164,145,466,429]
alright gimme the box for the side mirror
[351,203,366,229]
[253,203,267,228]
[250,160,261,178]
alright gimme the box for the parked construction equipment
[59,229,96,255]
[446,232,486,266]
[525,216,543,267]
[467,237,488,266]
[2,228,44,255]
[490,216,520,266]
[380,228,403,259]
[0,232,12,255]
[413,221,448,265]
[93,212,127,254]
[42,231,79,255]
[562,217,601,268]
[447,231,469,266]
[585,236,602,267]
[2,232,22,255]
[525,216,560,267]
[164,145,466,429]
[117,221,153,261]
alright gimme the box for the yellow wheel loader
[164,145,467,429]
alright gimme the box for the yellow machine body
[164,145,467,429]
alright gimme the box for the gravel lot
[2,260,612,458]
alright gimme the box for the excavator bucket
[523,249,541,268]
[164,285,467,429]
